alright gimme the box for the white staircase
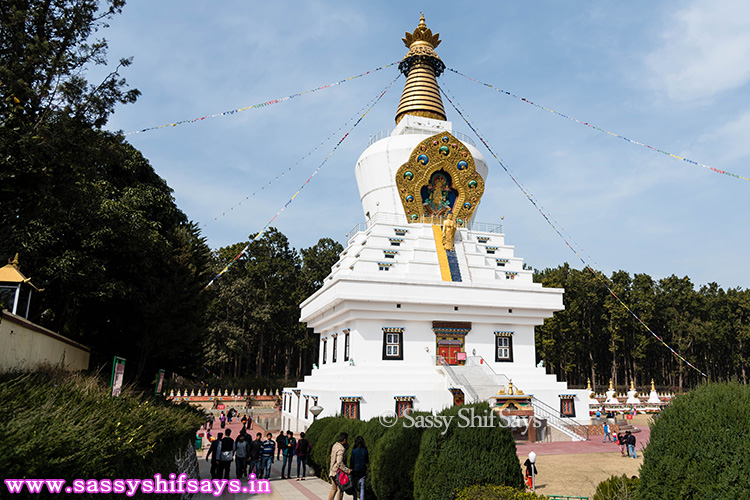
[435,356,589,441]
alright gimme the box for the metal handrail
[531,396,589,441]
[433,355,479,402]
[465,356,510,388]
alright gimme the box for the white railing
[346,212,503,244]
[531,396,589,441]
[368,129,476,147]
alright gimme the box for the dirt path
[516,415,651,498]
[519,451,642,498]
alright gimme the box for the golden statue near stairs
[442,213,456,251]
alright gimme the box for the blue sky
[100,1,750,290]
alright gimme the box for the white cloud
[646,0,750,101]
[700,110,750,162]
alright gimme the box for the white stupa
[625,380,640,404]
[647,379,661,404]
[281,15,590,438]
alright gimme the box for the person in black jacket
[217,429,235,479]
[205,432,223,480]
[248,432,263,478]
[626,431,637,458]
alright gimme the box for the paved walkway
[516,422,651,456]
[195,417,333,499]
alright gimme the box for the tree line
[203,233,342,383]
[1,0,211,381]
[534,264,750,391]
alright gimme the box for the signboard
[155,369,165,395]
[110,356,126,397]
[626,414,633,420]
[217,404,225,410]
[456,351,467,361]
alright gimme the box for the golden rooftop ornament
[395,14,447,124]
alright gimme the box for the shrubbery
[370,411,430,500]
[637,381,750,499]
[0,370,204,480]
[593,474,639,500]
[455,484,545,500]
[307,403,523,500]
[413,403,524,500]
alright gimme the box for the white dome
[355,115,488,222]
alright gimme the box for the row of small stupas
[168,388,281,400]
[587,379,675,412]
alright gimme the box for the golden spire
[395,14,447,124]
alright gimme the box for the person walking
[276,431,286,461]
[205,432,223,480]
[295,432,311,481]
[350,436,369,500]
[282,430,296,479]
[216,428,234,479]
[626,431,637,458]
[248,432,263,478]
[260,433,276,480]
[327,433,350,500]
[219,411,226,429]
[602,422,613,442]
[234,433,249,479]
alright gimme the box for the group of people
[204,427,311,481]
[602,421,638,458]
[204,409,248,431]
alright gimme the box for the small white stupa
[647,379,661,404]
[625,380,639,404]
[605,379,619,404]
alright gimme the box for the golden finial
[396,14,446,124]
[630,379,636,391]
[402,14,441,50]
[608,379,614,391]
[587,378,592,391]
[11,253,19,268]
[651,379,656,392]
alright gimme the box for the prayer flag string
[204,89,392,227]
[203,75,401,289]
[125,62,399,136]
[439,84,708,379]
[446,68,750,183]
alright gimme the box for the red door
[438,345,450,363]
[448,345,461,365]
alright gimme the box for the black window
[332,336,338,363]
[344,332,350,361]
[382,330,404,360]
[496,335,513,362]
[322,339,327,365]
